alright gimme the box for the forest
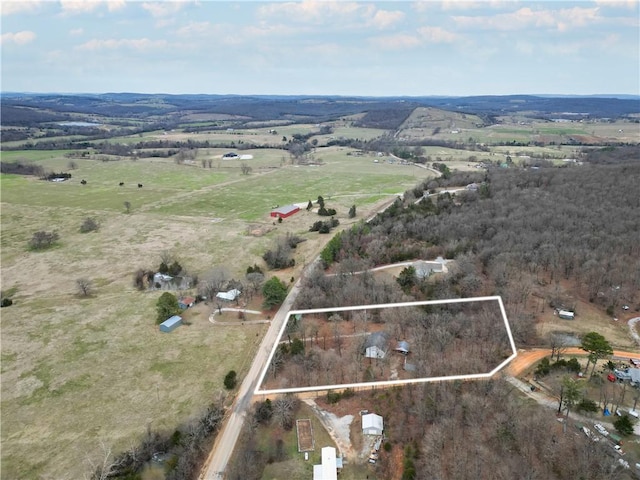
[229,145,640,480]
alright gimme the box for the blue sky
[2,1,639,96]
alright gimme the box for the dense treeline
[88,403,224,480]
[229,379,628,480]
[321,150,639,345]
[354,106,416,129]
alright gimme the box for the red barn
[270,204,300,219]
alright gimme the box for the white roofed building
[362,413,384,436]
[313,446,339,480]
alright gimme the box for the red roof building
[270,204,300,219]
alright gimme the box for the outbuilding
[394,340,410,355]
[178,296,195,309]
[270,204,300,219]
[312,446,340,480]
[363,332,390,359]
[159,315,182,333]
[362,413,384,436]
[558,310,575,320]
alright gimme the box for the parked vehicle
[594,424,609,436]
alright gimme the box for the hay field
[0,146,434,479]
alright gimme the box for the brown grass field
[0,143,434,479]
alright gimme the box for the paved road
[199,262,314,479]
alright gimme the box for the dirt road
[199,269,309,479]
[508,348,640,377]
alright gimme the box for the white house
[363,332,390,359]
[413,260,444,279]
[362,413,384,436]
[216,289,241,301]
[313,446,340,480]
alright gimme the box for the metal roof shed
[362,413,384,435]
[160,315,182,333]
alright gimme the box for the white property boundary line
[254,296,517,396]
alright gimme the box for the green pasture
[149,155,431,220]
[1,284,267,479]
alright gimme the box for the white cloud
[453,6,603,32]
[1,30,37,45]
[75,37,168,51]
[594,0,638,7]
[368,9,405,29]
[1,1,44,16]
[175,21,213,37]
[59,0,126,15]
[369,33,421,50]
[258,1,362,23]
[60,1,101,14]
[69,27,84,36]
[417,26,458,43]
[142,1,186,18]
[258,0,405,30]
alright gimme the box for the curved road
[508,348,640,377]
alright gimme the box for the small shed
[178,296,195,309]
[159,315,182,333]
[394,340,410,355]
[270,204,300,219]
[363,332,390,359]
[362,413,384,436]
[558,310,575,320]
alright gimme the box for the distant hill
[1,93,638,126]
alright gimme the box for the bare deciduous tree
[76,278,93,297]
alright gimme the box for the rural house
[363,332,390,359]
[413,260,444,279]
[159,315,182,333]
[216,289,241,302]
[178,296,195,309]
[362,413,384,436]
[312,446,342,480]
[270,204,300,219]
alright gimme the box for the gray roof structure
[363,332,391,351]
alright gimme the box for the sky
[1,0,639,96]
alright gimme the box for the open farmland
[0,141,435,479]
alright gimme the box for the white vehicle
[618,458,630,469]
[594,423,609,436]
[613,445,625,455]
[582,427,600,442]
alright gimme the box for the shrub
[156,292,180,324]
[1,298,13,308]
[614,415,635,436]
[326,391,341,404]
[79,217,99,233]
[223,370,238,390]
[577,399,599,413]
[28,231,59,250]
[534,357,551,376]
